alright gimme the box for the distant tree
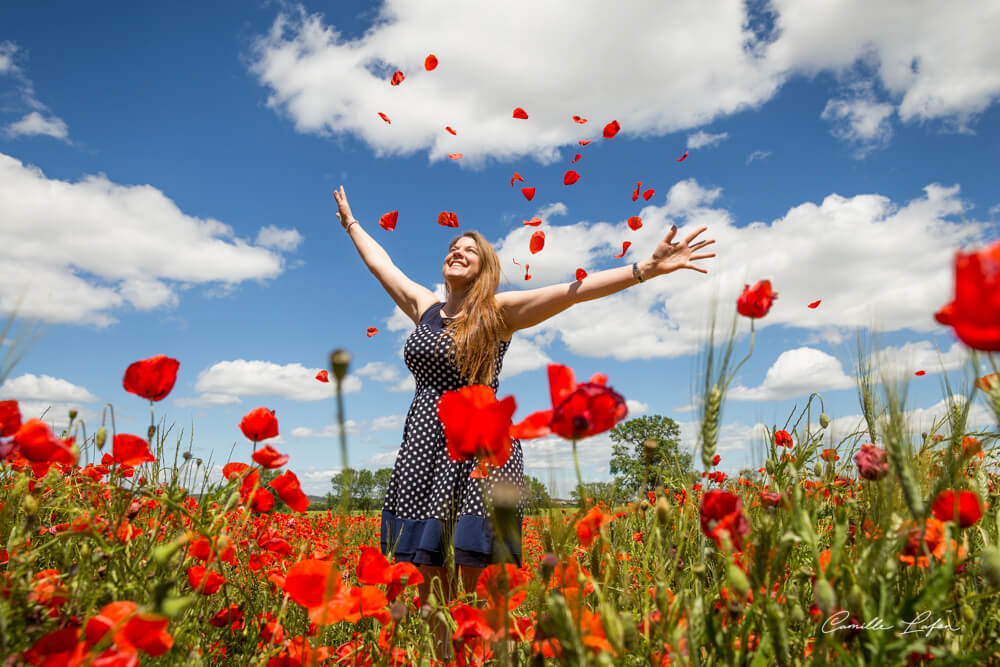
[353,469,375,510]
[609,415,693,497]
[523,475,552,513]
[373,468,393,506]
[330,468,387,512]
[569,481,625,507]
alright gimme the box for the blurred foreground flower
[936,238,1000,350]
[737,280,777,319]
[510,364,627,440]
[437,385,517,477]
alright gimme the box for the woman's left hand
[648,225,716,276]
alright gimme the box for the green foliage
[523,475,553,513]
[330,467,393,511]
[608,415,693,496]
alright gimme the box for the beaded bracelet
[344,220,359,233]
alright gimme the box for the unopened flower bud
[96,427,107,450]
[813,462,823,478]
[68,409,78,422]
[182,451,192,460]
[819,413,830,429]
[147,424,156,441]
[765,459,776,475]
[390,602,407,621]
[23,494,38,514]
[814,578,836,615]
[980,545,1000,590]
[330,349,352,382]
[727,563,750,599]
[656,495,670,525]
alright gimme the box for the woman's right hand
[333,185,356,229]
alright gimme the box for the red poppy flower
[389,71,404,86]
[123,355,180,402]
[613,241,631,259]
[572,116,587,124]
[579,139,592,146]
[367,326,379,337]
[316,370,329,383]
[113,434,154,467]
[677,150,689,162]
[820,448,839,462]
[123,613,173,657]
[424,54,438,71]
[0,400,21,438]
[915,370,926,376]
[521,187,536,201]
[188,565,226,595]
[379,210,398,231]
[931,490,983,527]
[271,470,310,512]
[774,430,793,448]
[737,280,777,318]
[285,559,340,609]
[437,211,459,227]
[252,444,289,469]
[760,491,783,508]
[632,182,642,202]
[240,407,278,442]
[248,487,274,513]
[576,505,611,548]
[576,269,587,281]
[437,385,517,471]
[938,239,1000,350]
[513,107,528,119]
[446,126,456,135]
[570,154,581,164]
[510,364,627,440]
[934,301,953,325]
[511,172,524,187]
[627,216,643,231]
[643,188,655,201]
[808,300,821,309]
[602,120,620,138]
[448,153,463,160]
[523,217,542,226]
[530,231,545,254]
[976,373,999,391]
[209,604,245,630]
[357,546,424,601]
[853,443,888,481]
[377,112,390,124]
[13,419,78,465]
[563,170,580,185]
[699,490,750,551]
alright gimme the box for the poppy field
[3,244,1000,666]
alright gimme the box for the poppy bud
[161,595,195,619]
[96,427,107,450]
[656,495,670,525]
[813,462,823,478]
[727,563,750,599]
[600,602,625,650]
[765,459,775,475]
[819,413,830,428]
[789,604,805,625]
[814,578,836,615]
[147,424,156,441]
[961,603,975,623]
[330,349,352,382]
[981,545,1000,590]
[390,602,407,621]
[182,451,192,460]
[23,494,38,515]
[68,409,78,422]
[541,552,558,581]
[846,584,864,612]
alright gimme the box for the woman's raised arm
[334,186,438,325]
[496,224,715,333]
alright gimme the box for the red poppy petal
[529,231,545,254]
[389,71,405,86]
[575,268,587,281]
[379,210,398,231]
[627,216,643,231]
[572,116,587,124]
[808,300,821,309]
[579,139,592,146]
[513,107,528,119]
[613,241,632,258]
[677,150,689,162]
[437,211,459,227]
[547,364,577,407]
[367,327,379,337]
[524,265,531,280]
[511,172,524,187]
[378,112,391,124]
[603,120,620,138]
[632,182,642,202]
[445,126,456,135]
[424,54,438,71]
[448,153,463,160]
[315,370,329,383]
[512,257,520,266]
[510,410,553,439]
[915,370,926,376]
[570,154,581,164]
[563,170,580,186]
[523,217,542,226]
[642,189,655,201]
[521,187,536,201]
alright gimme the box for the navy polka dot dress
[380,302,524,568]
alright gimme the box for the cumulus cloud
[534,202,568,220]
[1,373,98,402]
[190,359,362,403]
[0,154,295,326]
[173,393,242,408]
[686,130,729,149]
[626,399,649,416]
[255,225,304,251]
[5,111,69,140]
[249,1,999,160]
[290,420,360,438]
[0,42,15,74]
[821,92,894,157]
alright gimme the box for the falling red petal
[572,116,587,124]
[379,210,398,231]
[448,153,463,160]
[575,268,587,281]
[523,217,542,226]
[390,71,405,86]
[529,231,545,254]
[512,258,520,266]
[513,107,529,119]
[446,126,456,135]
[511,172,524,187]
[642,189,655,201]
[570,154,581,164]
[524,264,531,280]
[632,182,642,202]
[808,300,821,309]
[563,170,580,186]
[627,216,643,231]
[613,241,632,259]
[579,139,592,146]
[377,112,391,124]
[603,120,621,138]
[677,151,689,162]
[437,211,460,227]
[424,54,438,71]
[367,327,379,338]
[521,187,536,201]
[915,370,926,376]
[315,370,329,383]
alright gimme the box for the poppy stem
[572,439,584,510]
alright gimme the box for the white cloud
[369,414,405,431]
[824,395,995,447]
[391,376,416,393]
[745,150,772,165]
[686,131,728,149]
[249,2,999,161]
[498,334,552,380]
[1,373,98,402]
[0,42,15,75]
[535,202,568,220]
[0,154,296,326]
[365,448,400,468]
[821,91,894,157]
[989,203,1000,219]
[15,401,97,429]
[5,111,69,140]
[626,399,649,416]
[873,340,969,380]
[355,361,404,383]
[174,393,242,408]
[255,225,304,251]
[290,420,360,437]
[192,359,362,402]
[729,348,856,401]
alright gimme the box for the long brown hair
[444,231,506,385]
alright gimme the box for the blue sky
[1,1,999,496]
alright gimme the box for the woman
[333,185,714,599]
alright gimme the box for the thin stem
[572,439,584,510]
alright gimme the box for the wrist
[635,259,657,281]
[344,219,359,232]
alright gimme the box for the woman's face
[442,236,482,287]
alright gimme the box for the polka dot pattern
[382,302,524,556]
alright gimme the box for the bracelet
[344,220,359,233]
[632,262,645,283]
